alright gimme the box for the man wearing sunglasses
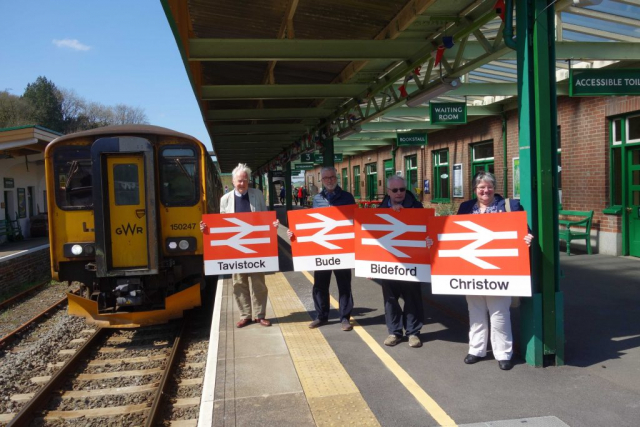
[287,166,356,331]
[375,175,425,348]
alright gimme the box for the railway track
[0,307,211,427]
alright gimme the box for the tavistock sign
[429,212,532,297]
[288,205,355,271]
[202,212,279,275]
[354,208,435,282]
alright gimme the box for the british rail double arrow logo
[208,217,270,253]
[360,214,427,257]
[294,213,354,250]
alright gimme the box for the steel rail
[7,327,106,427]
[0,295,68,348]
[145,317,188,427]
[0,280,50,310]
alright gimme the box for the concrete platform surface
[204,210,640,427]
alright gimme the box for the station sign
[288,205,355,271]
[293,163,315,170]
[313,153,344,163]
[202,212,279,275]
[354,208,435,282]
[430,102,467,124]
[300,153,314,162]
[570,69,640,96]
[397,132,427,146]
[3,177,14,189]
[272,170,284,177]
[429,211,532,297]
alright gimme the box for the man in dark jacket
[376,175,425,348]
[288,167,356,331]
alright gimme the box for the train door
[106,155,148,267]
[627,147,640,257]
[91,136,158,277]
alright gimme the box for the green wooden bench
[558,210,594,255]
[0,220,11,244]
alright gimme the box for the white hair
[320,166,337,176]
[232,163,251,178]
[386,174,405,188]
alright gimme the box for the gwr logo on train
[115,223,144,235]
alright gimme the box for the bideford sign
[570,69,640,96]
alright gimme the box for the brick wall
[0,248,51,296]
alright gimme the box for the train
[44,124,222,327]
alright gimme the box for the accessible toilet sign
[430,102,467,124]
[288,205,355,271]
[429,212,532,296]
[354,208,435,282]
[202,212,279,275]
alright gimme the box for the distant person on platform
[375,175,425,348]
[224,185,229,193]
[293,187,299,205]
[301,186,308,206]
[456,171,533,370]
[297,186,304,206]
[287,167,356,331]
[200,163,279,328]
[279,185,286,205]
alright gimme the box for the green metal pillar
[259,173,264,193]
[323,137,335,168]
[267,170,276,210]
[285,162,293,211]
[515,0,563,366]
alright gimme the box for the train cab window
[54,146,93,210]
[113,164,140,205]
[160,146,199,206]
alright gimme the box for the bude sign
[288,205,355,271]
[429,211,532,296]
[202,212,278,275]
[354,208,435,282]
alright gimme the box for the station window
[608,114,640,208]
[113,164,140,206]
[353,165,361,198]
[342,167,348,192]
[405,155,418,194]
[53,146,93,210]
[432,149,450,202]
[160,146,199,206]
[366,163,378,201]
[471,141,494,177]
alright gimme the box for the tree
[0,90,35,128]
[22,76,64,132]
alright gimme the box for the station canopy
[162,0,640,173]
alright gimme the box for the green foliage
[22,76,64,132]
[0,91,35,128]
[425,202,458,216]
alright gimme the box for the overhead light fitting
[337,125,362,140]
[405,78,462,108]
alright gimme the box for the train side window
[53,146,93,210]
[113,164,140,205]
[160,146,199,206]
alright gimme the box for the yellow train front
[44,125,222,327]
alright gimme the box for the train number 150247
[170,223,197,231]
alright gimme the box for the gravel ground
[0,282,76,339]
[0,310,87,419]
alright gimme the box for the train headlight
[166,237,196,253]
[64,242,96,258]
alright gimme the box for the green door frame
[353,165,361,198]
[405,155,418,195]
[366,163,377,200]
[627,147,640,257]
[342,167,349,193]
[383,159,393,193]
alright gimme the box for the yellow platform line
[266,272,380,427]
[301,270,457,427]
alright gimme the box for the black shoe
[308,319,328,329]
[498,360,513,370]
[464,354,483,364]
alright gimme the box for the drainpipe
[504,0,517,50]
[503,112,509,196]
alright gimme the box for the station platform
[201,213,640,427]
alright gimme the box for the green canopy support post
[285,162,293,211]
[258,173,264,193]
[267,170,276,210]
[516,0,563,367]
[323,137,335,169]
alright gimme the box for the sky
[0,0,212,150]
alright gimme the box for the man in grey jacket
[201,163,277,328]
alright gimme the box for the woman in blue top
[457,171,533,371]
